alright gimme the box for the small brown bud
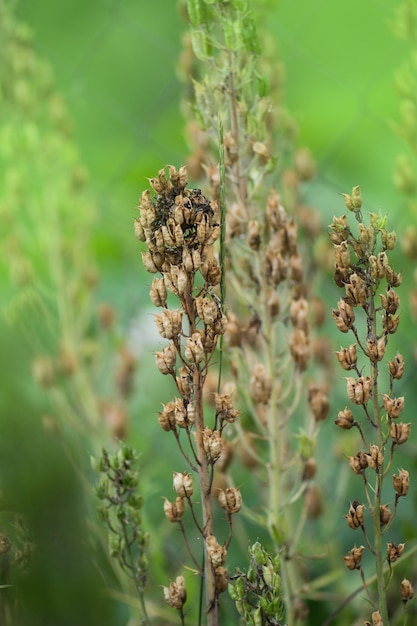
[218,487,242,514]
[382,394,404,419]
[390,422,411,445]
[163,496,185,522]
[336,344,357,370]
[401,578,414,603]
[288,328,310,372]
[308,385,329,421]
[302,457,317,481]
[250,363,272,404]
[345,500,365,529]
[387,542,404,563]
[335,407,356,429]
[393,469,409,497]
[304,484,323,519]
[206,535,227,568]
[163,575,187,609]
[365,610,383,626]
[173,471,193,498]
[379,504,392,526]
[389,353,405,380]
[343,545,365,570]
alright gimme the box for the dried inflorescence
[330,186,411,621]
[136,166,238,620]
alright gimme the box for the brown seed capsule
[218,487,242,514]
[348,451,369,474]
[158,401,176,432]
[382,394,404,419]
[206,535,227,568]
[393,469,409,497]
[366,445,384,471]
[155,343,176,375]
[336,344,357,370]
[332,300,355,333]
[366,335,387,362]
[346,376,371,405]
[173,471,193,498]
[343,545,365,570]
[203,428,223,460]
[387,542,404,563]
[163,575,187,609]
[380,287,400,315]
[365,610,383,626]
[308,385,329,421]
[215,567,229,594]
[304,484,323,519]
[390,422,411,445]
[154,309,183,340]
[401,578,414,603]
[214,393,239,423]
[302,457,317,481]
[290,298,309,333]
[163,496,185,522]
[389,353,405,380]
[250,363,272,404]
[288,328,310,372]
[383,313,400,334]
[379,503,392,527]
[335,407,355,429]
[184,332,205,363]
[345,500,365,530]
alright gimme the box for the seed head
[332,300,355,333]
[163,575,187,609]
[401,578,414,603]
[393,469,409,497]
[382,394,405,419]
[345,500,365,529]
[343,545,365,570]
[390,422,411,446]
[206,535,227,568]
[250,363,272,404]
[173,472,193,498]
[335,344,357,370]
[389,353,405,379]
[387,542,405,564]
[308,385,329,421]
[163,496,185,522]
[218,487,242,514]
[335,407,355,430]
[379,503,392,527]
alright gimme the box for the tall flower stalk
[330,186,413,624]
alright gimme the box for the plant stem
[368,290,389,624]
[193,367,218,625]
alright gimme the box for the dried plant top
[135,165,220,277]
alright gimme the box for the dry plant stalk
[330,186,414,625]
[135,165,241,625]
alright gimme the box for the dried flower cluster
[330,186,412,623]
[136,165,240,624]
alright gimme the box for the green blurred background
[1,0,415,623]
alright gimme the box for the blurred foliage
[1,0,417,624]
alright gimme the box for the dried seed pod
[158,402,176,432]
[163,496,185,522]
[389,353,405,380]
[173,471,193,498]
[288,328,310,372]
[304,484,323,519]
[382,394,404,419]
[308,385,329,421]
[335,344,357,370]
[346,376,371,405]
[332,299,355,333]
[163,575,187,609]
[387,542,405,564]
[154,309,183,340]
[218,487,242,514]
[155,342,176,375]
[335,407,356,429]
[202,428,223,460]
[302,457,317,481]
[366,445,384,471]
[184,332,205,363]
[250,363,272,403]
[390,422,411,445]
[379,504,392,527]
[206,535,227,568]
[393,469,409,497]
[150,277,167,307]
[345,500,365,529]
[215,567,229,595]
[401,578,414,603]
[214,393,239,423]
[248,220,261,250]
[343,545,365,570]
[380,287,400,315]
[348,451,369,474]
